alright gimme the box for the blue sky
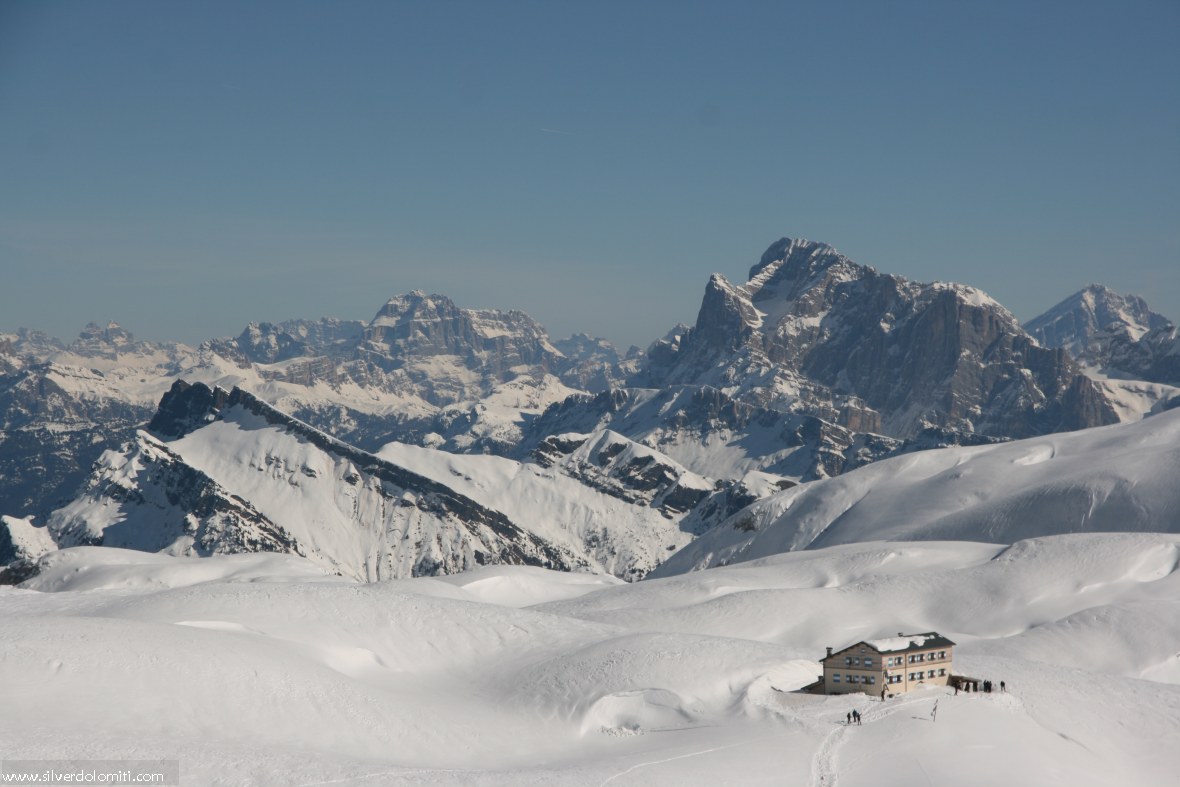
[2,0,1177,348]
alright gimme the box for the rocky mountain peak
[1026,284,1173,363]
[147,380,231,440]
[695,274,762,352]
[67,322,139,356]
[638,237,1118,440]
[745,237,862,299]
[77,321,134,345]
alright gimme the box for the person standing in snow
[846,712,852,725]
[855,710,862,725]
[931,700,938,722]
[1000,680,1006,692]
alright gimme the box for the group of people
[954,678,1006,695]
[845,710,862,725]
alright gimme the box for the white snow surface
[657,407,1180,575]
[3,533,1178,785]
[377,434,704,578]
[0,515,56,562]
[862,634,933,653]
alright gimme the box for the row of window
[901,670,948,684]
[832,667,947,686]
[844,651,951,669]
[882,650,949,666]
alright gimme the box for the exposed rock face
[361,291,560,382]
[638,238,1119,439]
[1026,285,1180,387]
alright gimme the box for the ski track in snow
[808,691,936,787]
[594,738,762,787]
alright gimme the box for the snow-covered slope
[46,382,586,581]
[3,533,1177,785]
[655,406,1180,575]
[375,434,718,580]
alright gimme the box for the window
[848,674,857,684]
[908,655,916,663]
[864,658,873,667]
[867,675,875,684]
[833,674,841,683]
[845,657,852,665]
[938,669,946,676]
[927,670,936,678]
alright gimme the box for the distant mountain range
[4,237,1178,580]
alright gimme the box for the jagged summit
[639,237,1117,440]
[1024,284,1180,388]
[1026,284,1172,360]
[76,321,135,346]
[744,237,853,293]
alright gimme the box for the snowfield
[3,535,1178,786]
[656,406,1180,575]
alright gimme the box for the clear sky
[2,0,1177,349]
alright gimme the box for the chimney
[826,647,833,657]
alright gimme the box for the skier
[931,700,939,722]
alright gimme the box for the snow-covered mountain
[519,238,1116,483]
[0,330,182,521]
[1026,283,1180,384]
[19,380,783,581]
[655,406,1180,575]
[2,236,1170,543]
[1025,283,1171,364]
[0,297,625,521]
